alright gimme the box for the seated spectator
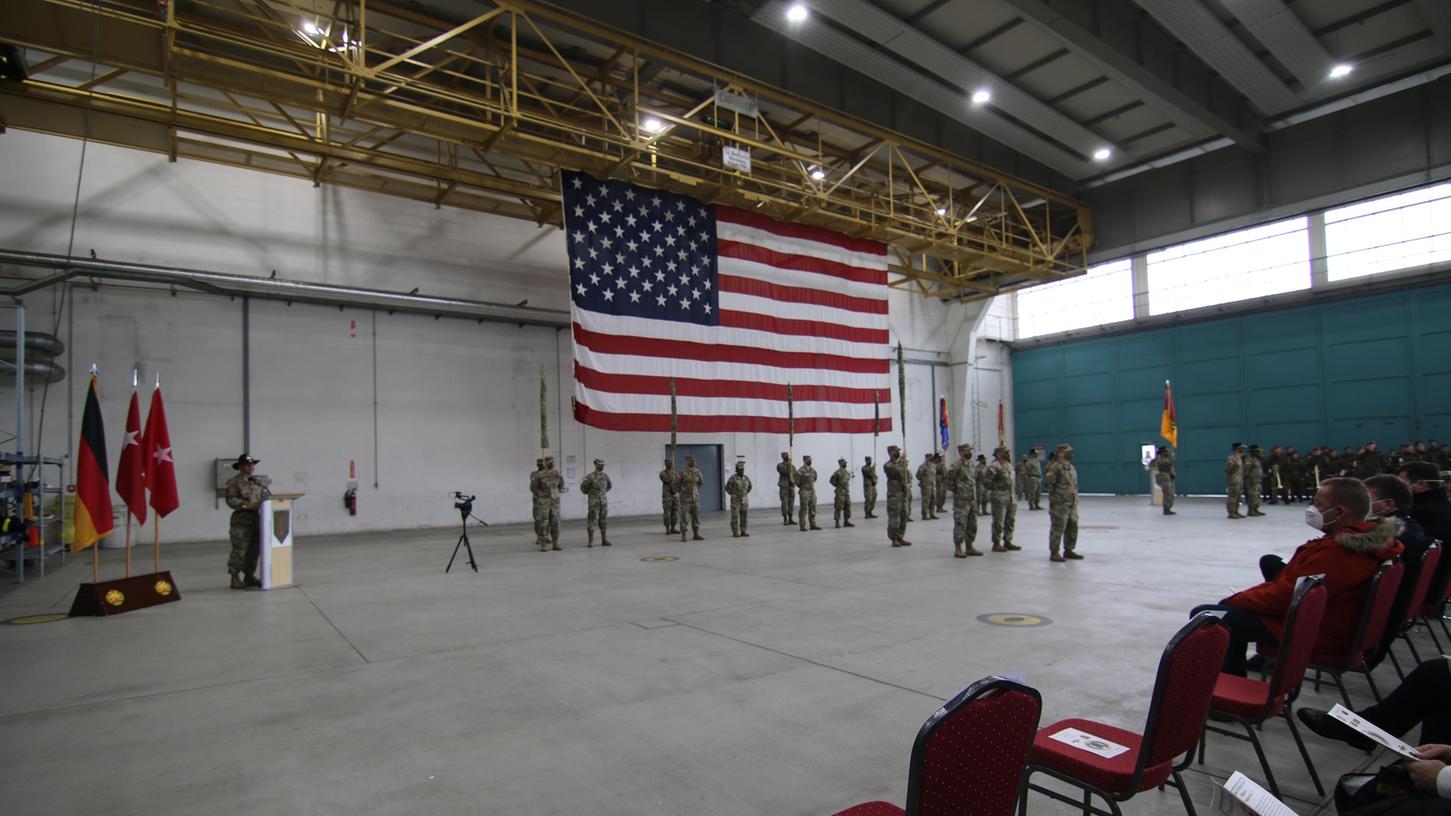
[1403,461,1451,614]
[1363,475,1434,668]
[1337,742,1451,815]
[1299,657,1451,749]
[1192,477,1404,676]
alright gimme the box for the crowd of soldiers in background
[1255,440,1450,504]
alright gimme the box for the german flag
[72,374,114,551]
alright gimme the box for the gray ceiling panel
[1220,0,1336,88]
[1133,0,1302,113]
[1412,0,1451,52]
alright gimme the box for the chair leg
[1403,632,1424,665]
[1363,666,1384,704]
[1331,671,1354,709]
[1425,618,1444,653]
[1197,725,1208,765]
[1082,787,1092,816]
[1313,668,1323,692]
[1388,647,1406,681]
[1017,772,1031,816]
[1171,771,1199,816]
[1241,719,1281,799]
[1283,706,1325,796]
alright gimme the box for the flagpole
[153,372,161,574]
[91,365,100,584]
[669,377,677,466]
[125,368,137,578]
[787,383,794,458]
[896,344,908,515]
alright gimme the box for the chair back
[905,676,1042,816]
[1406,545,1442,622]
[1265,577,1328,705]
[1419,540,1449,616]
[1339,560,1404,670]
[1136,613,1230,777]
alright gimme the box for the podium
[259,493,304,590]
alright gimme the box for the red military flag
[1160,380,1179,448]
[115,387,147,524]
[563,171,891,434]
[143,386,179,517]
[73,374,114,551]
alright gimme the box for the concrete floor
[1,495,1428,815]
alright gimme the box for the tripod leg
[463,533,478,572]
[447,533,466,573]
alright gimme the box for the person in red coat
[1193,477,1404,675]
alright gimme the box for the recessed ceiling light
[302,20,320,35]
[1092,147,1112,162]
[642,117,664,133]
[970,89,991,105]
[809,166,826,181]
[1329,63,1353,79]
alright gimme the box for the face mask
[1368,500,1391,519]
[1306,505,1342,531]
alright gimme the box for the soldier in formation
[224,453,270,589]
[1225,442,1246,519]
[829,457,855,528]
[678,455,704,541]
[985,447,1020,553]
[1015,456,1029,501]
[1045,443,1082,562]
[1286,449,1308,502]
[1023,448,1043,510]
[529,455,563,551]
[777,452,797,526]
[974,455,991,515]
[916,453,939,520]
[579,458,612,547]
[860,456,878,518]
[1151,445,1176,515]
[934,453,948,515]
[726,459,752,538]
[884,445,912,548]
[1243,445,1266,517]
[659,458,679,534]
[794,455,821,531]
[947,443,981,557]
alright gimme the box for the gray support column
[1308,211,1329,288]
[1131,253,1151,318]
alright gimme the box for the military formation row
[526,444,1088,563]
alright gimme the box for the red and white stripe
[573,205,893,434]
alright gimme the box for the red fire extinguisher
[344,487,358,515]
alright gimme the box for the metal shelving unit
[0,304,69,582]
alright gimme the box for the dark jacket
[1409,487,1451,623]
[1369,512,1434,667]
[1228,518,1405,653]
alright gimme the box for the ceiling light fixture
[302,20,321,36]
[786,4,809,23]
[935,207,947,216]
[1329,63,1353,79]
[642,117,664,134]
[809,166,826,181]
[1092,147,1112,162]
[970,89,991,105]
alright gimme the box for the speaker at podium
[259,492,305,589]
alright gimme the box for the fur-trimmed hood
[1334,517,1404,557]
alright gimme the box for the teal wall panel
[1013,282,1451,494]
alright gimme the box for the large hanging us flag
[73,374,115,551]
[563,171,892,433]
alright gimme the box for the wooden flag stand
[70,521,182,616]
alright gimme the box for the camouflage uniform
[916,456,939,520]
[985,450,1017,551]
[1152,449,1176,515]
[884,447,910,546]
[777,455,797,525]
[934,455,948,514]
[829,459,854,527]
[725,464,752,537]
[860,457,878,518]
[660,461,680,534]
[224,463,270,580]
[947,444,980,557]
[1046,444,1081,560]
[1225,445,1245,519]
[529,460,551,550]
[1023,454,1042,510]
[678,460,704,540]
[794,457,820,531]
[579,461,612,546]
[1244,447,1265,517]
[974,458,991,515]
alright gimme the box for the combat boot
[965,546,984,556]
[899,538,911,546]
[601,531,612,547]
[1004,543,1021,551]
[692,532,704,541]
[834,520,840,528]
[1050,553,1066,562]
[229,572,246,590]
[741,531,749,538]
[244,574,262,588]
[843,521,854,528]
[733,531,740,537]
[551,538,561,551]
[810,523,822,530]
[1229,512,1244,519]
[1249,510,1266,517]
[1164,510,1177,515]
[538,540,549,552]
[891,538,903,548]
[992,544,1007,553]
[1064,550,1084,560]
[587,531,594,548]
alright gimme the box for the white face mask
[1306,505,1341,531]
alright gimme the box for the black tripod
[446,493,487,573]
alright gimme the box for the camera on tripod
[452,491,476,517]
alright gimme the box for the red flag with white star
[116,388,147,524]
[143,386,179,517]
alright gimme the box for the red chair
[1200,577,1327,798]
[1412,540,1449,654]
[1391,545,1441,672]
[833,676,1042,816]
[1018,613,1229,816]
[1259,560,1404,706]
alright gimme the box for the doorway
[669,445,723,512]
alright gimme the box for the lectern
[259,492,305,590]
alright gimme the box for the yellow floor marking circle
[640,556,679,562]
[4,613,70,625]
[977,612,1052,627]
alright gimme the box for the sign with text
[722,145,752,174]
[714,88,759,118]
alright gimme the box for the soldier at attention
[659,458,679,535]
[884,446,911,548]
[1045,443,1082,562]
[916,453,939,520]
[725,460,752,538]
[579,458,612,547]
[829,457,855,528]
[947,443,981,558]
[985,447,1020,553]
[860,456,878,519]
[678,455,705,541]
[777,452,796,526]
[794,455,821,531]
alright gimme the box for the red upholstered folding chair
[1411,541,1448,654]
[1259,560,1403,707]
[1199,577,1327,798]
[1018,613,1229,816]
[833,676,1042,816]
[1390,545,1441,673]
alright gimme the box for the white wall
[0,130,1002,541]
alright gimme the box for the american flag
[563,171,892,433]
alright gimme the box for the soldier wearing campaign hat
[224,454,269,589]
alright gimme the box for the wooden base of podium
[69,571,182,617]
